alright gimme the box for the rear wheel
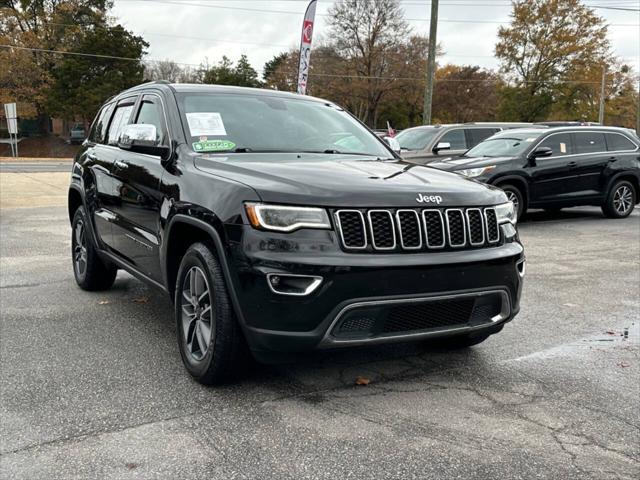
[500,184,525,219]
[175,242,248,385]
[71,206,117,291]
[602,180,636,218]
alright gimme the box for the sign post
[296,0,317,95]
[4,102,18,157]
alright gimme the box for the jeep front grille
[334,207,501,252]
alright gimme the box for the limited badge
[193,140,236,152]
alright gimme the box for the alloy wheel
[505,190,520,214]
[181,266,214,361]
[73,219,87,277]
[613,185,633,215]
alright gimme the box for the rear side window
[89,103,114,144]
[467,128,500,147]
[605,133,636,152]
[106,104,135,145]
[439,129,467,150]
[573,132,606,154]
[538,133,573,156]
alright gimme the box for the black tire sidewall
[71,208,88,285]
[174,243,235,380]
[606,180,636,218]
[501,185,525,219]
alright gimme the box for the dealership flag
[296,0,317,95]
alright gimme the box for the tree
[1,0,147,128]
[327,0,410,126]
[202,55,261,87]
[432,65,502,123]
[263,52,288,84]
[46,25,147,124]
[144,60,183,83]
[495,0,610,121]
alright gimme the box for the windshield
[176,93,392,158]
[465,135,539,157]
[395,127,439,151]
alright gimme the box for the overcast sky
[112,0,640,78]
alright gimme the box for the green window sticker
[193,140,236,152]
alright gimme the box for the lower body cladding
[228,228,524,362]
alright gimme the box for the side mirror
[433,142,451,153]
[385,136,401,154]
[118,124,169,159]
[530,146,553,159]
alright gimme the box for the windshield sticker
[193,139,236,152]
[186,112,227,136]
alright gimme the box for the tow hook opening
[267,274,323,296]
[516,258,526,278]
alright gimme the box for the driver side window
[439,129,467,150]
[538,133,573,157]
[135,95,167,145]
[106,103,135,146]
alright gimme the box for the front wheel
[175,242,248,385]
[602,180,636,218]
[500,184,526,220]
[71,206,117,291]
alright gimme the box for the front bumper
[225,224,524,356]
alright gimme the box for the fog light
[266,273,323,296]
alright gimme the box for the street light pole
[423,0,439,125]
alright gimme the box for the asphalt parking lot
[0,170,638,479]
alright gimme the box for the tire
[602,180,636,218]
[500,184,526,219]
[71,206,117,291]
[175,242,248,385]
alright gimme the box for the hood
[430,155,517,172]
[194,153,506,207]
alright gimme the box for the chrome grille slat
[335,210,367,249]
[396,209,422,250]
[484,208,500,243]
[368,210,396,250]
[335,207,502,251]
[466,208,485,246]
[422,209,446,249]
[445,209,466,248]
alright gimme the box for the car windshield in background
[464,134,541,157]
[395,127,439,151]
[176,93,392,159]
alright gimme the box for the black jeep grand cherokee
[68,82,524,384]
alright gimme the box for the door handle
[87,153,97,161]
[608,156,617,162]
[114,160,128,170]
[567,161,578,168]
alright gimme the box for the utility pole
[423,0,439,125]
[598,66,606,124]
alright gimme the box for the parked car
[397,122,535,164]
[68,82,524,384]
[69,123,86,144]
[430,126,639,219]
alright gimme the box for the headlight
[458,166,495,178]
[245,203,331,232]
[495,201,517,225]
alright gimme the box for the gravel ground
[0,200,638,479]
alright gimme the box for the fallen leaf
[133,296,150,304]
[125,463,138,470]
[98,300,109,305]
[605,330,617,336]
[355,376,370,386]
[616,361,631,368]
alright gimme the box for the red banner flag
[297,0,317,95]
